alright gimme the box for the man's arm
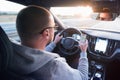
[78,40,88,80]
[45,42,56,52]
[51,40,88,80]
[78,52,88,80]
[45,33,62,52]
[51,54,88,80]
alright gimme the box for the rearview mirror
[96,12,118,21]
[91,8,119,21]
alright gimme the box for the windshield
[0,1,120,42]
[50,7,94,28]
[50,7,120,33]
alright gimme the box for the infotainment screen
[95,38,108,53]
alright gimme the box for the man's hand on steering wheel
[57,28,82,55]
[53,33,63,44]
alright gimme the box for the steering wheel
[58,28,82,55]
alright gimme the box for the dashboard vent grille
[106,40,117,56]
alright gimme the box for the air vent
[107,40,118,56]
[88,35,96,53]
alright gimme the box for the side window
[0,0,25,41]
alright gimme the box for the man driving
[10,5,88,80]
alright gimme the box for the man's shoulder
[12,42,60,60]
[42,50,60,58]
[10,42,63,74]
[48,54,66,66]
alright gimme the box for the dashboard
[82,29,120,62]
[80,29,120,80]
[60,28,120,62]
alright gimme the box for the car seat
[0,26,13,79]
[0,26,37,80]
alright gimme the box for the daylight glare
[51,6,93,17]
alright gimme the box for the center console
[87,36,118,80]
[89,60,105,80]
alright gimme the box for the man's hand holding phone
[79,34,88,53]
[80,34,87,43]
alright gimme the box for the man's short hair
[101,8,113,18]
[16,5,52,40]
[96,8,113,20]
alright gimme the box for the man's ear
[42,29,50,37]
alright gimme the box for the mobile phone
[80,34,86,42]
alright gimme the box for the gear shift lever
[93,72,102,80]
